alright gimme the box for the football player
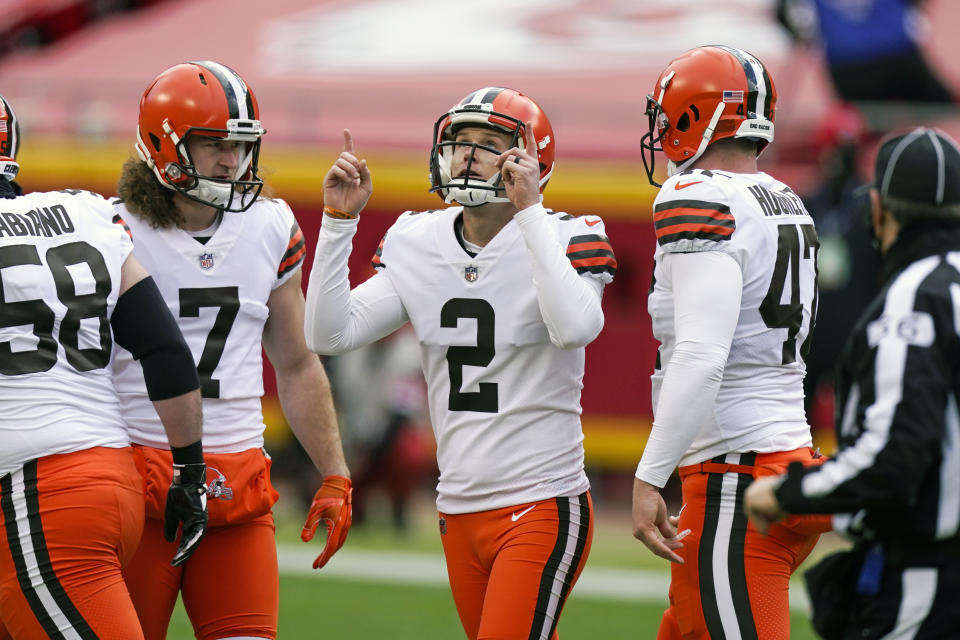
[112,61,351,640]
[631,45,831,639]
[305,88,616,639]
[0,94,206,639]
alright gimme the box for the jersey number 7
[179,287,239,398]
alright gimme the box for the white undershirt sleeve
[514,203,605,349]
[304,215,408,355]
[635,250,742,487]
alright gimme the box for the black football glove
[164,462,208,567]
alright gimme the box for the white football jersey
[0,189,132,475]
[649,169,816,464]
[110,197,306,452]
[374,206,615,513]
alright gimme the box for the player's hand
[322,129,373,217]
[744,476,787,534]
[301,475,353,569]
[632,477,686,564]
[496,121,541,211]
[164,463,208,567]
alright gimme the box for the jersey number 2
[441,298,498,413]
[759,223,819,365]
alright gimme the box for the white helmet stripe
[461,87,505,106]
[714,45,771,120]
[743,53,768,119]
[192,60,252,120]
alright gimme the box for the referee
[745,126,960,639]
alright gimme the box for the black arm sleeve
[111,276,200,401]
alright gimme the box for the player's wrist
[513,200,545,221]
[323,205,359,220]
[171,440,204,466]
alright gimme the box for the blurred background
[2,0,958,636]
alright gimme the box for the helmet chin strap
[669,101,726,176]
[189,151,254,209]
[188,178,233,208]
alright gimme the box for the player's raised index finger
[342,129,354,154]
[525,121,537,158]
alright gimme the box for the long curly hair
[116,156,275,228]
[116,157,181,229]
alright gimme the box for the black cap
[874,127,960,207]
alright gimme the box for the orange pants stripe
[440,492,593,640]
[0,447,145,640]
[658,449,826,640]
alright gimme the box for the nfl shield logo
[464,265,478,282]
[198,252,215,270]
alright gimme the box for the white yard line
[276,545,811,612]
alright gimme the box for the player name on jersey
[747,185,807,218]
[0,204,74,238]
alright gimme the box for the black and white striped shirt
[777,224,960,543]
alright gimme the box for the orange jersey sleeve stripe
[286,227,304,251]
[570,256,618,269]
[653,206,735,224]
[653,199,735,245]
[655,222,735,239]
[278,223,306,278]
[111,214,133,239]
[566,240,613,253]
[370,236,386,270]
[566,233,617,276]
[277,246,306,278]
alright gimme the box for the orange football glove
[301,475,352,569]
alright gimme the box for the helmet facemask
[641,94,668,188]
[0,94,20,181]
[429,109,525,207]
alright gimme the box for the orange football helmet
[0,94,20,181]
[429,87,555,207]
[135,60,265,211]
[641,45,777,186]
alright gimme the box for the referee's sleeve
[778,273,952,514]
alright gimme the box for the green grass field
[169,578,821,638]
[166,495,825,639]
